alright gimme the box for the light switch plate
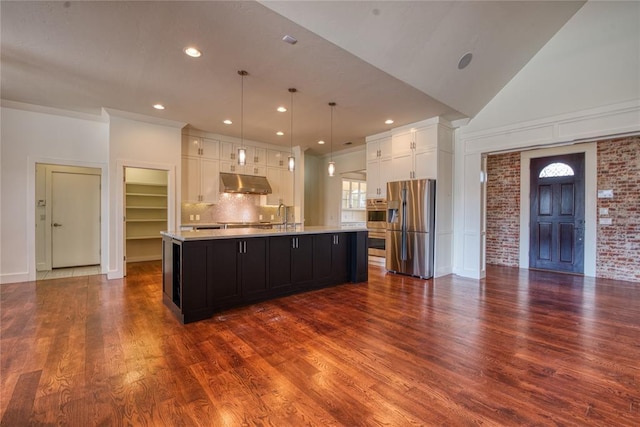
[599,218,612,225]
[597,189,614,198]
[599,208,609,215]
[195,214,200,220]
[189,214,194,221]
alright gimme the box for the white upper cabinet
[267,149,287,168]
[391,131,414,157]
[367,136,392,162]
[219,161,239,174]
[182,156,201,202]
[388,126,439,180]
[366,157,392,199]
[248,165,267,176]
[414,126,437,153]
[220,141,236,162]
[366,135,392,198]
[199,158,220,202]
[182,156,219,203]
[413,126,437,180]
[182,136,202,157]
[182,133,293,205]
[182,136,219,159]
[267,167,293,206]
[253,147,266,165]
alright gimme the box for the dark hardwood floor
[1,262,639,426]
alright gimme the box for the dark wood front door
[530,153,585,273]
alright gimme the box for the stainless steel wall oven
[367,199,387,257]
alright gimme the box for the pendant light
[237,70,248,166]
[328,102,336,177]
[287,88,296,171]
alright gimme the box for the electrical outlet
[271,214,274,220]
[259,214,263,220]
[195,214,200,220]
[189,214,194,221]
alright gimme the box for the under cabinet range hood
[219,172,272,195]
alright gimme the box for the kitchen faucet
[277,203,288,227]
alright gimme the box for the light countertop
[162,225,368,241]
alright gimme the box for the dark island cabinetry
[163,230,368,324]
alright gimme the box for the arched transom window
[539,162,575,178]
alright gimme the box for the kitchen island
[161,226,368,323]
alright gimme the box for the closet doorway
[123,167,168,276]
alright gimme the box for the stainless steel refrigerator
[386,179,436,279]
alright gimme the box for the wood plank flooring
[1,262,639,426]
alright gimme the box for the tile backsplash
[182,193,293,225]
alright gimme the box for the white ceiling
[1,1,584,155]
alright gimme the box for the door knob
[52,223,62,227]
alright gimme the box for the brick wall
[596,136,640,282]
[486,152,521,267]
[485,137,639,282]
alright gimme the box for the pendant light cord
[239,70,248,146]
[289,88,295,154]
[329,102,336,162]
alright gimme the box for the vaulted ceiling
[0,1,584,154]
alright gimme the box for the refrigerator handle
[401,188,407,261]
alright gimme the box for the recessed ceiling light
[153,104,165,110]
[276,131,284,136]
[277,106,287,113]
[184,47,202,58]
[318,140,325,145]
[223,119,232,125]
[458,52,473,70]
[385,119,394,124]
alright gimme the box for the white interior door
[52,172,101,268]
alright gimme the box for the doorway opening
[529,153,585,274]
[35,163,102,280]
[123,167,168,276]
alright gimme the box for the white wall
[321,148,366,226]
[0,104,109,283]
[0,104,184,284]
[464,1,640,134]
[107,113,183,279]
[303,152,322,225]
[455,1,640,279]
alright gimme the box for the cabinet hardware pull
[239,241,243,253]
[292,238,296,249]
[243,241,247,253]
